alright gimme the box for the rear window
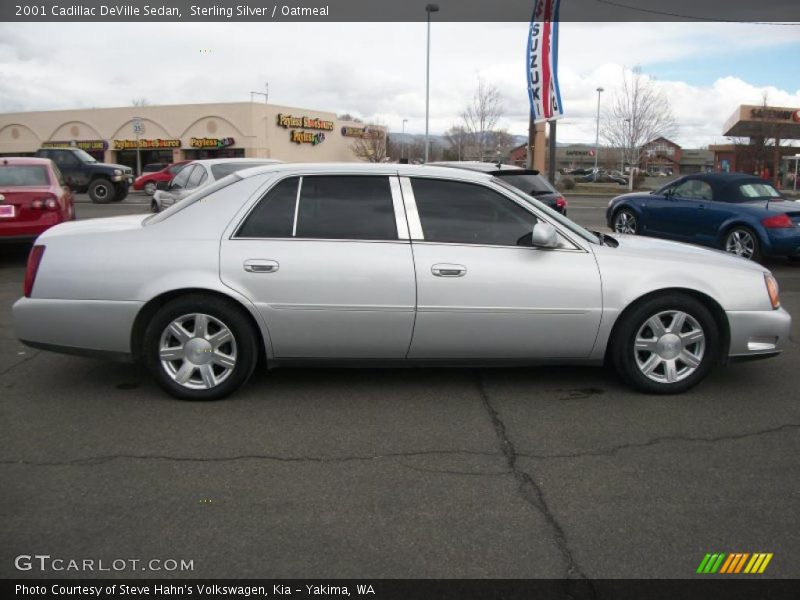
[738,183,781,199]
[494,172,556,195]
[210,162,271,179]
[0,166,50,186]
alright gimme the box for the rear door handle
[243,259,279,273]
[431,263,466,277]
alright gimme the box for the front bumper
[726,307,792,359]
[12,297,142,360]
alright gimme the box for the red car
[133,161,190,195]
[0,157,74,242]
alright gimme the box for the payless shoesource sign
[113,139,181,150]
[277,114,333,145]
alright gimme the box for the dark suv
[428,162,567,215]
[35,148,134,203]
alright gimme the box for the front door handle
[431,263,466,277]
[244,259,279,273]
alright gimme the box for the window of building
[411,178,537,246]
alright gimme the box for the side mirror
[531,222,559,249]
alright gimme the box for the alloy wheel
[725,229,756,259]
[158,313,238,390]
[614,211,637,234]
[633,310,705,384]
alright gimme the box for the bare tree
[600,67,676,171]
[461,76,503,161]
[444,124,469,161]
[131,98,150,107]
[350,124,388,163]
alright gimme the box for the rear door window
[235,177,299,238]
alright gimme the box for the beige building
[0,101,382,170]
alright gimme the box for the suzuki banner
[527,0,564,123]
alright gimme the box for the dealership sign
[189,137,235,149]
[43,140,107,151]
[277,114,334,131]
[527,0,563,123]
[113,139,181,150]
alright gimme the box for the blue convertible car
[607,172,800,261]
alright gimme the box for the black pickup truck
[34,147,134,203]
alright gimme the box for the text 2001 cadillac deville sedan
[13,164,791,400]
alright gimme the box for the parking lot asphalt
[1,193,799,579]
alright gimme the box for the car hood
[608,233,766,272]
[38,214,146,240]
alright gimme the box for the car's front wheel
[143,295,258,400]
[611,294,719,394]
[151,200,159,213]
[613,208,638,235]
[88,179,114,203]
[723,226,760,261]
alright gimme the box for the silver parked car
[151,158,281,212]
[13,163,791,400]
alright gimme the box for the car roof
[428,161,524,173]
[234,162,497,183]
[1,157,53,166]
[676,172,775,197]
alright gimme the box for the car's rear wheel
[144,181,157,195]
[723,226,760,261]
[112,183,129,202]
[143,295,258,401]
[611,294,719,394]
[88,179,114,203]
[613,208,638,234]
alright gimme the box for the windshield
[144,173,243,225]
[72,149,97,163]
[492,177,600,245]
[495,172,556,195]
[211,162,273,179]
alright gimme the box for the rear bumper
[763,229,800,257]
[12,297,142,359]
[726,307,792,359]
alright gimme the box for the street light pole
[424,3,439,163]
[593,87,603,176]
[402,118,408,162]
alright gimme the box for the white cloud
[0,21,798,147]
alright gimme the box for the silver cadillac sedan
[13,164,791,400]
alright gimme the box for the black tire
[112,183,129,202]
[611,294,720,395]
[786,256,800,264]
[722,226,761,261]
[612,208,638,235]
[151,200,159,213]
[88,179,114,203]
[143,294,259,401]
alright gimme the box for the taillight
[556,196,567,210]
[761,214,794,229]
[31,194,59,210]
[24,245,45,298]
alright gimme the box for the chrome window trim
[398,176,424,239]
[399,174,587,253]
[291,176,303,237]
[389,175,410,240]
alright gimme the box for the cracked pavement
[1,197,799,579]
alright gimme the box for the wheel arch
[604,287,731,366]
[718,219,767,250]
[130,287,268,365]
